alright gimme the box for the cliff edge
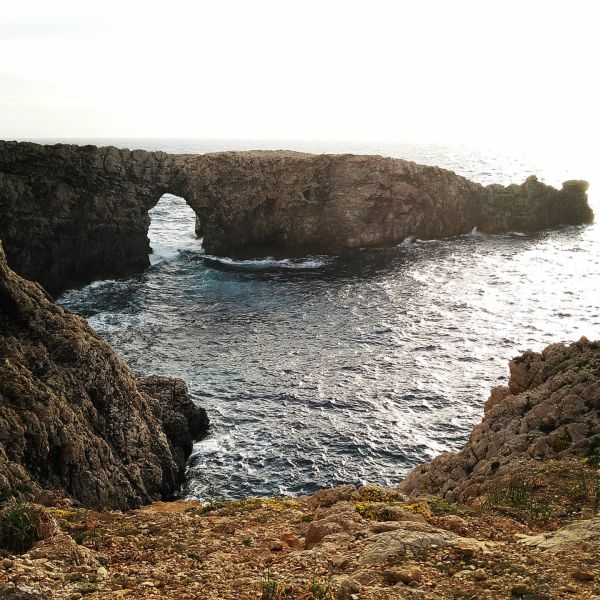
[0,243,209,510]
[399,337,600,501]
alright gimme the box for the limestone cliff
[0,243,208,509]
[0,141,180,296]
[0,141,593,296]
[179,152,592,259]
[398,337,600,501]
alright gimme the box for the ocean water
[56,139,600,500]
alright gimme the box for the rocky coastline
[0,144,598,598]
[0,140,593,296]
[0,240,598,597]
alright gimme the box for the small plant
[261,569,280,600]
[484,486,505,508]
[357,486,396,503]
[0,501,51,554]
[507,478,528,507]
[117,526,141,537]
[200,497,228,514]
[0,482,33,505]
[404,502,432,519]
[548,431,572,453]
[586,452,600,468]
[586,438,600,467]
[526,499,552,522]
[354,501,380,520]
[71,523,101,549]
[567,467,595,503]
[308,576,335,600]
[428,498,455,514]
[201,497,290,516]
[298,513,313,523]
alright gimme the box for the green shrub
[548,431,572,453]
[261,570,280,600]
[357,486,396,503]
[308,577,335,599]
[586,437,600,469]
[428,498,455,514]
[508,479,529,507]
[0,501,50,554]
[526,500,552,522]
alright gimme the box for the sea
[40,138,600,501]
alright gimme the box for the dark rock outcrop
[0,141,180,296]
[398,338,600,501]
[0,242,208,509]
[0,140,593,296]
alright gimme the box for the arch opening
[148,193,204,265]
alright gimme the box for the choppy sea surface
[54,139,599,500]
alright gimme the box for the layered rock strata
[0,243,208,509]
[399,337,600,501]
[0,140,593,296]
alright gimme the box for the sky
[1,0,599,153]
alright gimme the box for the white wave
[468,226,482,237]
[400,236,415,246]
[149,246,178,265]
[149,235,206,266]
[58,277,121,302]
[191,432,232,456]
[508,231,527,237]
[202,254,330,270]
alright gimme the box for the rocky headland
[0,140,593,296]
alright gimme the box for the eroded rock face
[0,141,593,296]
[179,152,592,258]
[0,242,208,509]
[398,338,600,501]
[0,141,182,296]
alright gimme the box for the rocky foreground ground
[0,462,598,599]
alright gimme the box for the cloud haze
[0,0,598,153]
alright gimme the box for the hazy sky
[1,0,598,150]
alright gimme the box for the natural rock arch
[0,142,184,295]
[147,193,200,263]
[0,140,593,296]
